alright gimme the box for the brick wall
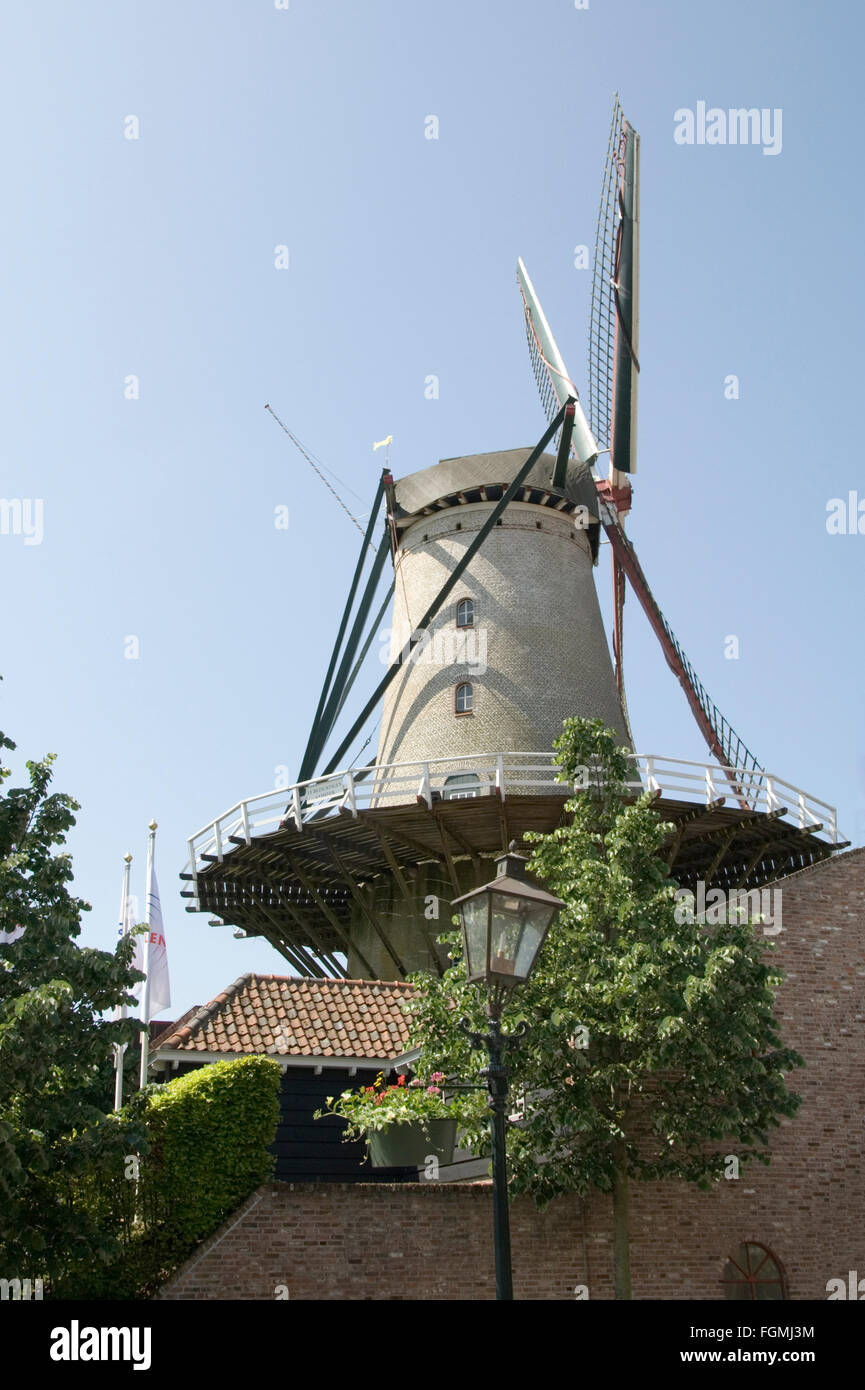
[160,847,865,1301]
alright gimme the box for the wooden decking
[181,789,839,976]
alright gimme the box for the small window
[455,682,473,714]
[722,1243,787,1301]
[443,773,480,801]
[456,598,474,628]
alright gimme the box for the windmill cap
[390,448,601,523]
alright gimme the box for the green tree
[406,717,804,1299]
[0,727,145,1279]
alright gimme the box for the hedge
[51,1055,281,1299]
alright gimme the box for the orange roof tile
[151,974,416,1060]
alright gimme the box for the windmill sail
[587,97,640,723]
[519,98,765,810]
[610,113,640,480]
[517,257,598,477]
[589,94,640,480]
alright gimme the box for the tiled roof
[150,974,416,1060]
[149,1010,198,1044]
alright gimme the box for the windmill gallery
[165,100,864,1301]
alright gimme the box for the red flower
[397,1075,406,1086]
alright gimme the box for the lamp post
[451,841,564,1301]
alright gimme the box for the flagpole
[139,820,157,1089]
[372,434,392,470]
[113,850,133,1110]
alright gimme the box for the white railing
[182,752,843,898]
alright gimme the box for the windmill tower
[375,444,630,771]
[182,98,846,981]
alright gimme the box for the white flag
[117,892,144,999]
[143,866,171,1020]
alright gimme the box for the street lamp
[451,841,564,1301]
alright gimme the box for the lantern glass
[460,894,490,981]
[489,891,556,983]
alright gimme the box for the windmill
[181,99,846,980]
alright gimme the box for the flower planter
[367,1118,457,1169]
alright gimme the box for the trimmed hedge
[52,1056,281,1299]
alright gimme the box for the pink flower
[429,1072,445,1082]
[426,1085,441,1095]
[409,1078,423,1088]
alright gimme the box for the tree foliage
[54,1056,282,1299]
[0,727,145,1277]
[406,718,804,1217]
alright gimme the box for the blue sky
[1,0,863,1018]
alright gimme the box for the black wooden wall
[271,1066,418,1183]
[158,1059,417,1183]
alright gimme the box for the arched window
[456,598,475,628]
[455,682,473,714]
[722,1243,787,1301]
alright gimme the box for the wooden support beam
[418,808,462,896]
[703,828,738,884]
[299,831,408,979]
[321,839,409,979]
[733,837,781,891]
[367,819,446,866]
[255,869,345,977]
[382,839,446,975]
[250,904,320,975]
[684,806,787,851]
[757,841,805,887]
[497,796,511,853]
[363,821,413,902]
[432,809,481,872]
[745,826,829,889]
[665,798,726,868]
[356,824,444,976]
[224,862,345,975]
[286,853,377,979]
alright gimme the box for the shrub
[51,1055,281,1299]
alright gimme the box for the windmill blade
[610,114,640,483]
[589,94,641,483]
[589,96,640,738]
[517,99,763,808]
[516,257,599,480]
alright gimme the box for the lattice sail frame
[516,257,598,470]
[588,95,625,455]
[658,612,765,799]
